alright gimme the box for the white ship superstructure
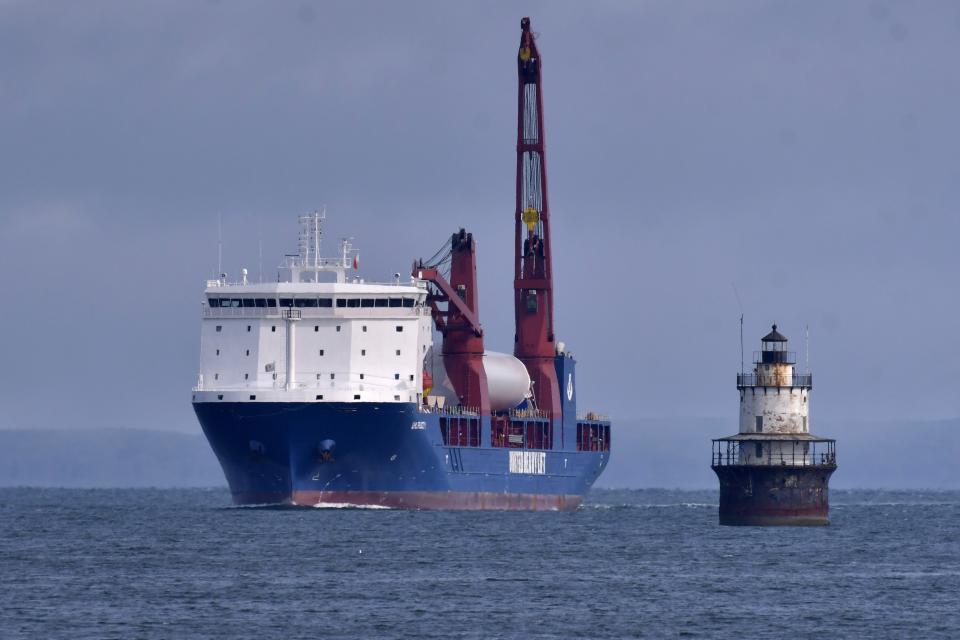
[193,212,432,404]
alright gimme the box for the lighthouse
[711,325,837,525]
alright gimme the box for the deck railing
[737,373,812,389]
[711,438,836,467]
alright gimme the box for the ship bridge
[193,212,433,405]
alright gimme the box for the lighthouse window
[318,298,333,307]
[394,373,400,380]
[279,298,294,307]
[271,326,276,332]
[409,374,415,381]
[244,373,249,380]
[402,297,415,307]
[375,298,388,307]
[755,416,763,432]
[336,299,347,308]
[755,443,763,458]
[362,326,368,332]
[214,373,219,380]
[395,326,403,332]
[347,299,361,308]
[245,349,250,356]
[361,349,366,356]
[247,325,251,332]
[336,325,341,332]
[216,325,222,332]
[360,373,365,380]
[330,373,335,379]
[361,299,374,308]
[216,349,220,356]
[396,350,401,356]
[389,298,403,308]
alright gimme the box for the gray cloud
[1,1,959,436]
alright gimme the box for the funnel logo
[566,374,574,401]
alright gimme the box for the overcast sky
[1,1,959,433]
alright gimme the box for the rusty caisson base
[712,465,837,526]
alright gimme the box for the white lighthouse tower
[712,324,837,525]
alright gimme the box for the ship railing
[737,373,812,389]
[508,407,549,419]
[420,404,481,416]
[711,438,836,467]
[576,411,609,422]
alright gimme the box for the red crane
[413,230,489,415]
[514,17,561,419]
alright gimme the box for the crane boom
[513,17,561,418]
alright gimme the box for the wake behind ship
[191,18,612,510]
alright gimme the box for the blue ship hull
[193,401,609,510]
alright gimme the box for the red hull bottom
[286,490,584,511]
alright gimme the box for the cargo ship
[191,18,612,510]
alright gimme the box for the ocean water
[1,488,958,639]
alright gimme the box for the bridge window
[208,298,220,307]
[266,299,276,308]
[389,298,402,307]
[254,298,267,308]
[242,298,255,308]
[295,298,318,308]
[402,298,415,307]
[375,298,388,307]
[279,298,294,307]
[318,298,332,307]
[360,299,374,308]
[336,299,347,308]
[347,299,360,308]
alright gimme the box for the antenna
[806,324,810,373]
[217,213,223,280]
[258,229,263,284]
[732,283,745,375]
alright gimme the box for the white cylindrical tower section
[284,310,300,390]
[738,325,811,435]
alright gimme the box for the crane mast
[514,17,561,419]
